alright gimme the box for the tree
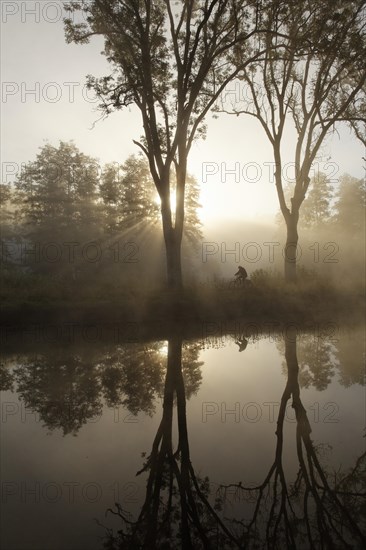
[99,343,166,416]
[100,155,203,249]
[0,359,15,392]
[14,141,101,277]
[335,326,365,387]
[330,173,366,284]
[15,141,100,236]
[100,155,160,234]
[0,183,16,240]
[100,155,203,286]
[277,333,335,391]
[14,354,103,436]
[301,171,333,229]
[0,183,19,268]
[334,173,366,235]
[225,0,366,282]
[64,0,267,288]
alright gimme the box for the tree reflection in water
[0,342,203,436]
[219,327,366,549]
[277,326,365,391]
[103,332,365,549]
[0,333,364,547]
[103,338,237,549]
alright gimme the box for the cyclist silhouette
[235,337,248,352]
[234,265,248,283]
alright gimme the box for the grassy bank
[1,269,364,333]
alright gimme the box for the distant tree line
[299,171,365,233]
[1,143,364,300]
[273,170,365,284]
[0,141,203,295]
[276,170,365,234]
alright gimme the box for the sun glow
[159,343,168,356]
[197,181,279,224]
[154,190,177,209]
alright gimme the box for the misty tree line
[0,141,203,288]
[290,171,365,233]
[0,140,364,291]
[274,170,365,285]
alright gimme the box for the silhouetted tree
[100,156,160,235]
[0,183,16,241]
[0,183,19,270]
[334,173,366,236]
[14,141,102,278]
[100,155,203,250]
[226,0,366,281]
[64,0,268,288]
[301,172,333,229]
[181,342,204,398]
[15,142,100,235]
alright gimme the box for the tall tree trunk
[284,213,299,283]
[161,197,183,289]
[160,157,187,290]
[168,338,194,549]
[165,230,183,289]
[274,155,300,284]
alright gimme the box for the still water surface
[1,325,365,549]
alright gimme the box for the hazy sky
[1,1,365,225]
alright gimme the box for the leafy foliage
[301,172,333,228]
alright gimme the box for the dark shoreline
[1,288,364,350]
